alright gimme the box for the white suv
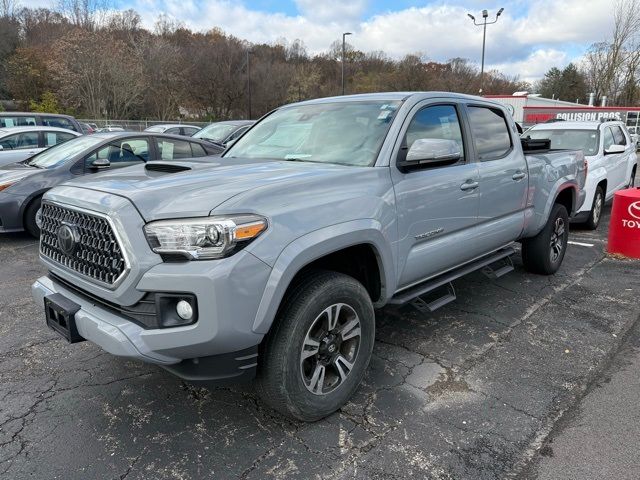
[526,120,637,229]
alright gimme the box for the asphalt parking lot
[1,206,639,480]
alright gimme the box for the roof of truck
[291,91,502,106]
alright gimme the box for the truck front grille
[40,202,127,287]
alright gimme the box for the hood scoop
[145,162,192,174]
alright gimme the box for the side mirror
[90,158,111,169]
[0,145,3,151]
[604,144,625,155]
[399,138,462,170]
[224,138,237,149]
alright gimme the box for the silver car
[144,124,201,136]
[0,126,81,167]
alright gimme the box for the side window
[184,127,199,136]
[85,138,149,168]
[44,131,76,147]
[190,142,207,157]
[157,138,193,160]
[1,132,39,150]
[403,104,465,160]
[467,106,512,160]
[227,126,249,143]
[603,127,615,151]
[165,127,181,135]
[42,116,74,130]
[0,116,37,127]
[612,126,626,146]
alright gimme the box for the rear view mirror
[90,158,111,169]
[604,144,625,155]
[399,138,461,171]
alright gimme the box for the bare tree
[0,0,20,17]
[57,0,110,30]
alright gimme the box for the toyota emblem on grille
[57,223,79,256]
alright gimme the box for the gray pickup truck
[32,93,586,421]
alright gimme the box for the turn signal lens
[0,182,16,192]
[236,221,267,240]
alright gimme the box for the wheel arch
[251,219,395,334]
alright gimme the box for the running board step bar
[481,255,514,279]
[410,283,456,313]
[389,246,516,307]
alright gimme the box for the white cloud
[132,0,616,81]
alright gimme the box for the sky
[26,0,617,83]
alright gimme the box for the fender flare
[251,219,395,334]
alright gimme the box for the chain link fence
[78,119,210,132]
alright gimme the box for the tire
[255,270,375,421]
[24,196,42,238]
[521,203,569,275]
[584,186,604,230]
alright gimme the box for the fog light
[176,300,193,320]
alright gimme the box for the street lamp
[246,49,252,119]
[467,7,503,94]
[341,32,352,95]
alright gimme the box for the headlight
[144,214,267,260]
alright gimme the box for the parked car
[0,112,83,133]
[31,92,586,421]
[192,120,254,147]
[626,126,640,150]
[0,132,222,236]
[0,126,81,167]
[80,122,96,134]
[96,125,125,132]
[525,120,637,229]
[145,124,201,136]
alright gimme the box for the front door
[390,101,480,290]
[466,104,528,249]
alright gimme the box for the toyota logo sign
[56,223,79,256]
[628,201,640,220]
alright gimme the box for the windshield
[27,135,103,168]
[193,124,238,143]
[223,101,401,166]
[527,129,599,156]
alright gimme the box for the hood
[0,163,40,186]
[62,158,356,221]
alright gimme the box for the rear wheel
[255,271,375,421]
[521,203,569,275]
[24,196,42,238]
[584,186,604,230]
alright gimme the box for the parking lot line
[568,241,595,247]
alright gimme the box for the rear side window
[42,116,75,131]
[0,116,37,127]
[44,131,76,147]
[157,138,193,160]
[190,142,207,157]
[165,127,181,135]
[183,127,200,136]
[612,126,626,146]
[404,104,465,157]
[467,106,512,159]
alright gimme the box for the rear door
[0,131,41,163]
[466,104,528,249]
[390,100,481,288]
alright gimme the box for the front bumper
[33,249,272,381]
[0,191,25,233]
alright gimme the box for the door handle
[512,171,526,181]
[460,181,479,191]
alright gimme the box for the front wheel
[584,186,604,230]
[521,203,569,275]
[24,196,42,238]
[255,271,375,421]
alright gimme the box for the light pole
[341,32,352,95]
[467,8,503,94]
[246,49,252,119]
